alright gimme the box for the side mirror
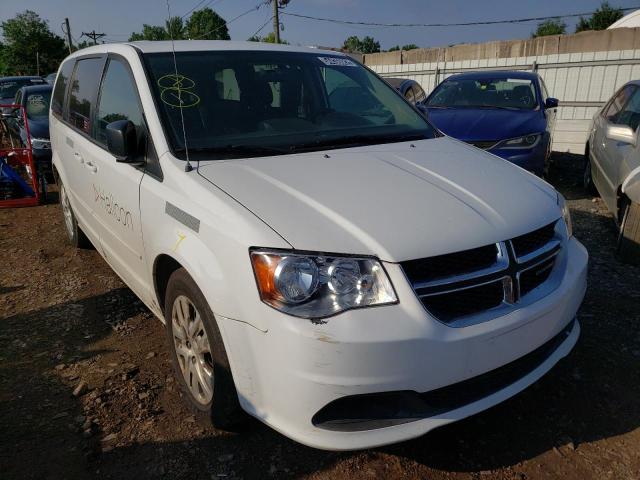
[545,97,559,109]
[606,124,636,146]
[106,120,139,162]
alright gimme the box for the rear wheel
[583,147,597,195]
[617,200,640,265]
[59,179,91,248]
[164,268,244,429]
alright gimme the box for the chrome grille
[401,221,562,326]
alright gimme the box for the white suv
[50,41,588,450]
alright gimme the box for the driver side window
[605,85,635,124]
[615,87,640,131]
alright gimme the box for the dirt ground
[1,154,639,480]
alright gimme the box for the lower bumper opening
[311,318,576,432]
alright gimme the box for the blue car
[424,71,558,176]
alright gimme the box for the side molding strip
[165,202,200,233]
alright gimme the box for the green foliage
[165,16,185,40]
[185,8,230,40]
[342,35,380,54]
[388,44,419,52]
[0,10,67,76]
[128,24,169,41]
[248,31,288,44]
[128,7,229,42]
[532,19,566,37]
[575,2,624,32]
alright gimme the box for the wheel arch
[153,253,185,316]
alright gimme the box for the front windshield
[143,51,437,159]
[427,77,538,110]
[25,90,51,119]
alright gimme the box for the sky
[3,0,640,50]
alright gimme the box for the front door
[594,85,635,211]
[88,55,148,298]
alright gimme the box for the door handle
[73,152,84,164]
[84,160,98,173]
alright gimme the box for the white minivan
[51,41,588,450]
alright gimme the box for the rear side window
[414,84,426,103]
[95,57,144,146]
[69,57,104,134]
[52,61,75,116]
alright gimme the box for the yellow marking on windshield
[158,74,200,108]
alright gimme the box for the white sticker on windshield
[318,56,357,67]
[507,79,532,84]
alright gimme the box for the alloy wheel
[60,184,74,239]
[171,295,214,405]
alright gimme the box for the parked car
[424,71,559,176]
[0,76,46,105]
[51,41,587,451]
[44,73,57,85]
[7,84,53,180]
[385,77,428,112]
[584,81,640,263]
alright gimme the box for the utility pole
[36,51,40,76]
[64,18,73,53]
[81,30,106,46]
[272,0,280,44]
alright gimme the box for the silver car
[585,81,640,263]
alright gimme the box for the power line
[282,5,640,28]
[192,0,268,39]
[249,14,274,39]
[81,30,106,45]
[180,0,225,19]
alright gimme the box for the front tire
[617,201,640,265]
[59,179,91,248]
[164,268,243,429]
[583,148,597,195]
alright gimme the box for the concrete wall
[364,28,640,154]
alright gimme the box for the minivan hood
[197,137,559,262]
[426,107,544,141]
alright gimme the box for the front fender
[622,166,640,203]
[141,157,291,332]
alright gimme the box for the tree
[185,8,229,40]
[165,16,185,40]
[341,35,380,54]
[128,24,169,41]
[0,10,67,76]
[360,36,380,54]
[248,31,288,44]
[388,45,400,52]
[401,44,419,51]
[342,35,361,52]
[575,2,623,32]
[532,19,566,37]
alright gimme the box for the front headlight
[557,193,573,237]
[250,250,397,319]
[31,138,51,150]
[495,133,541,149]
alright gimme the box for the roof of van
[69,40,345,57]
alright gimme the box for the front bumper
[218,237,587,450]
[489,137,548,176]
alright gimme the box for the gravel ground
[1,153,639,480]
